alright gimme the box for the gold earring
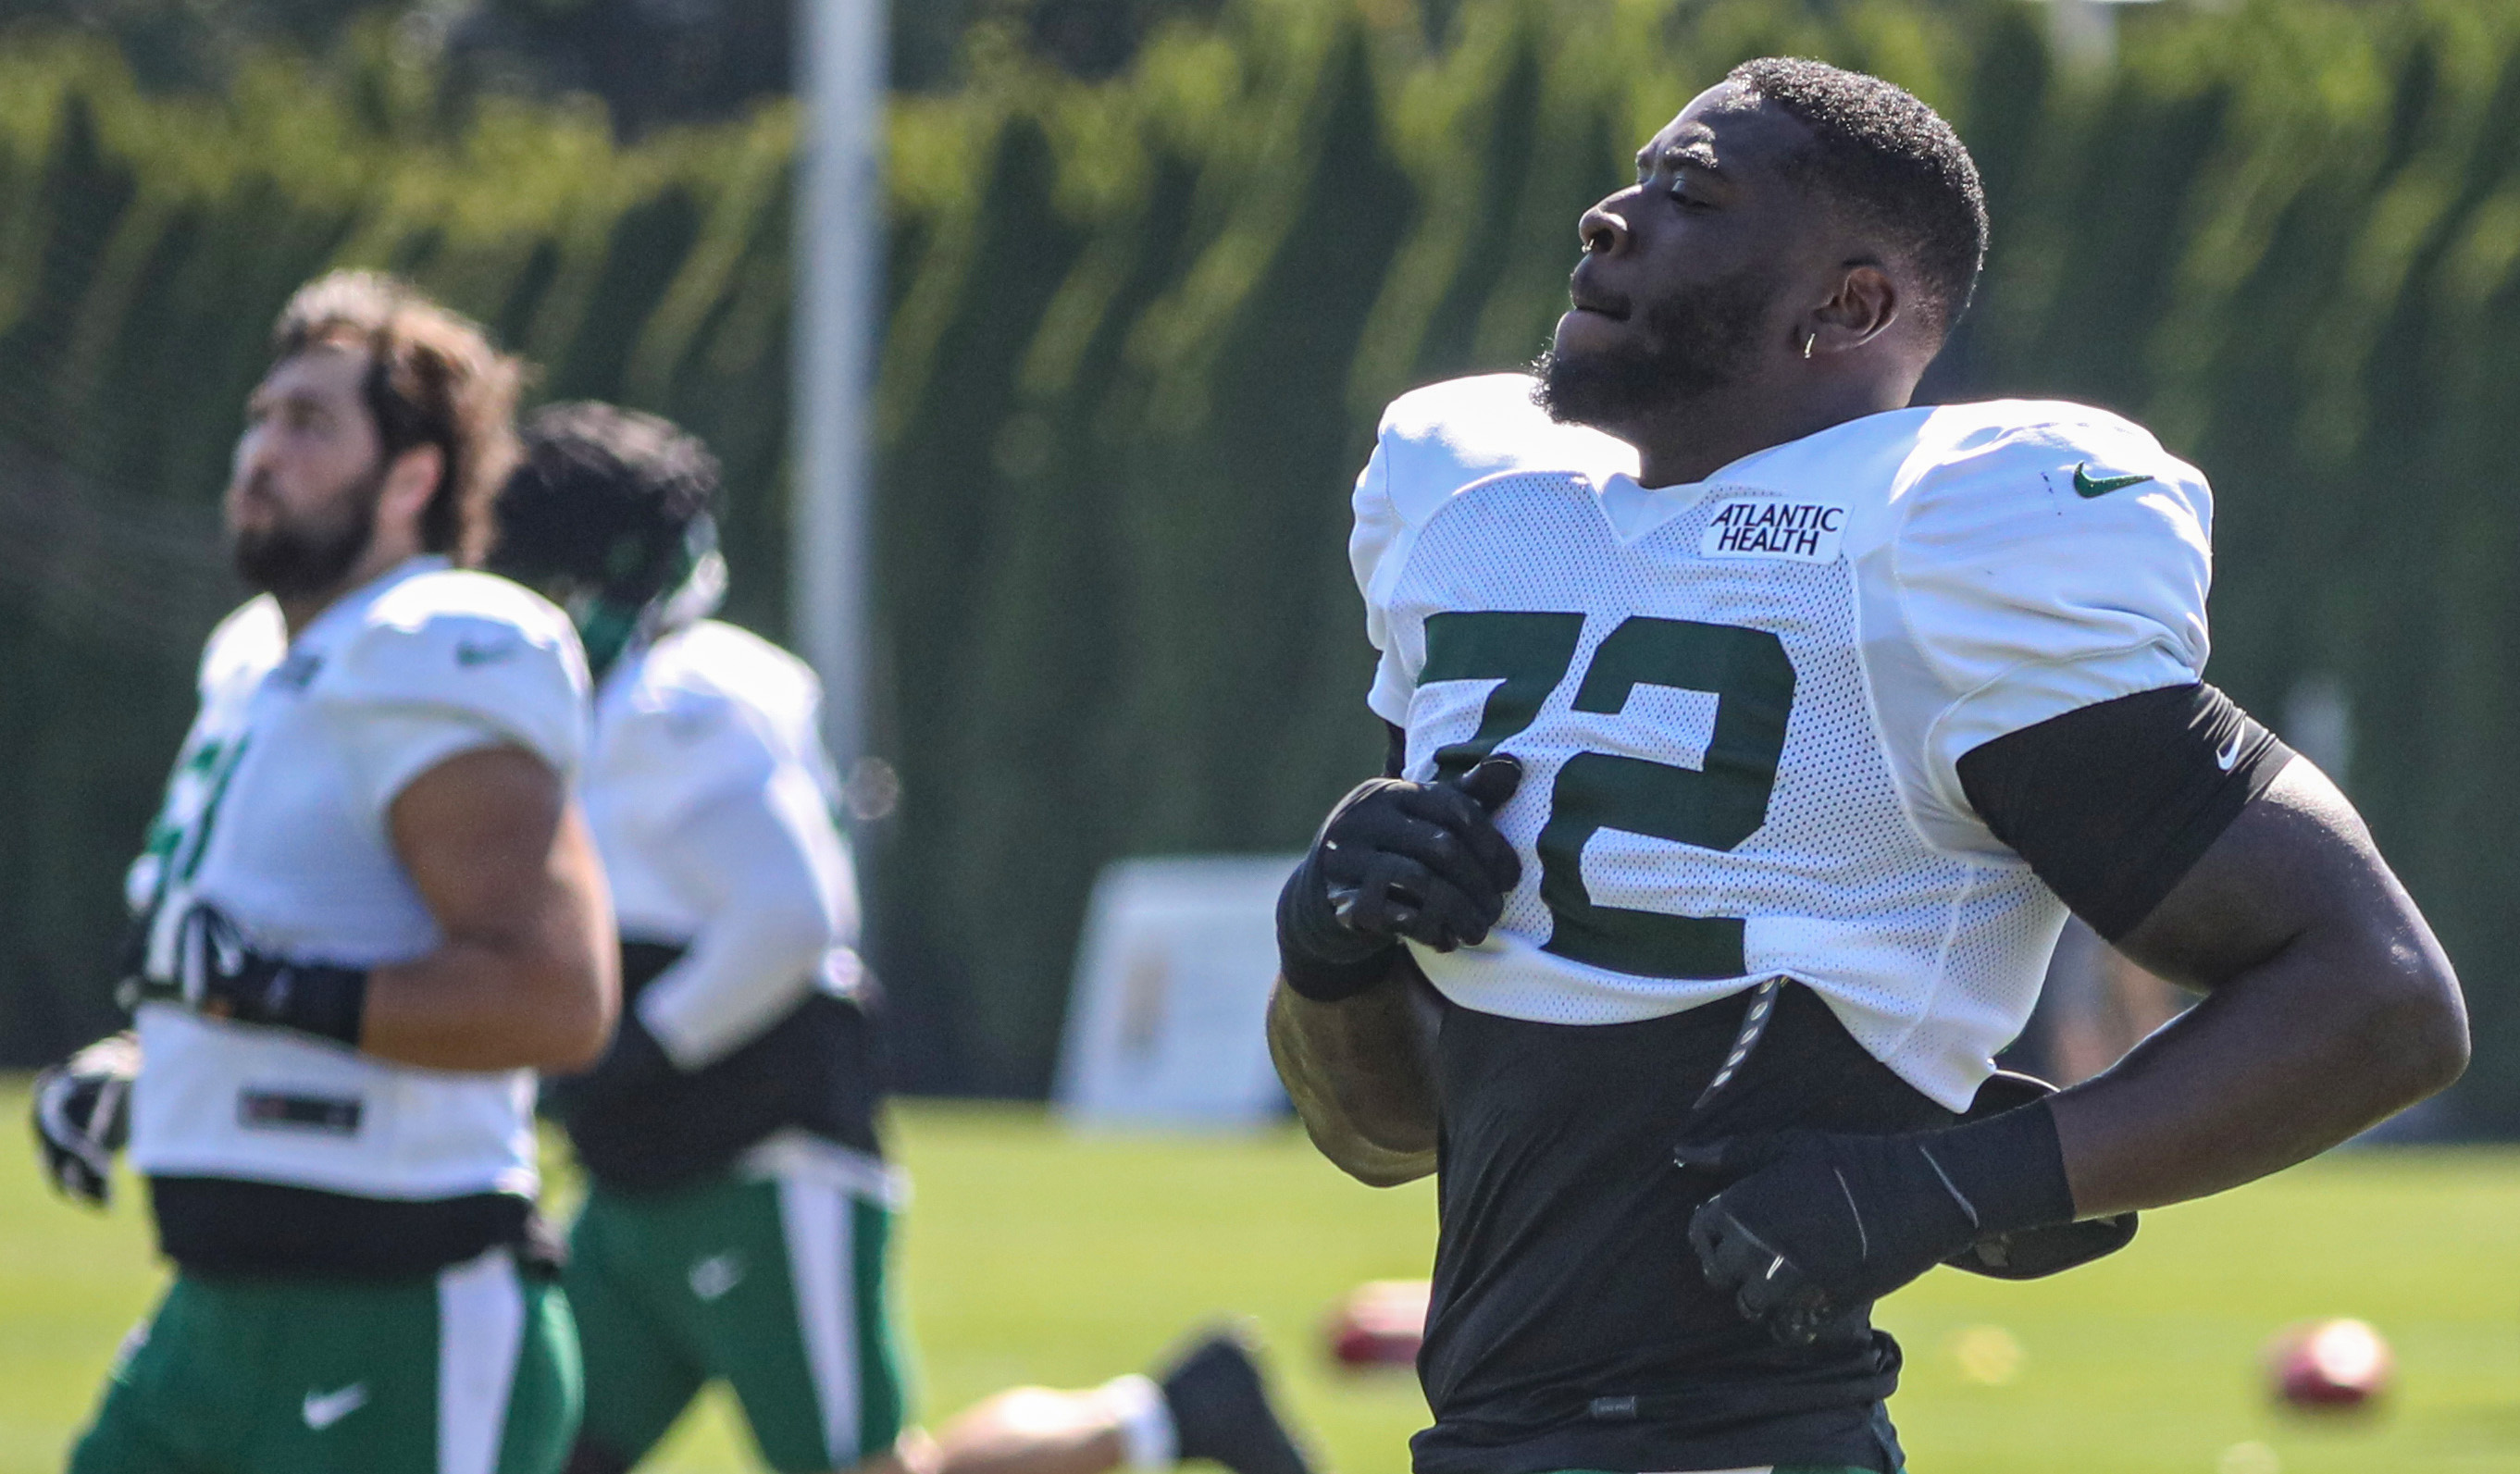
[1803,331,1817,360]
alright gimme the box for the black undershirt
[1414,981,1932,1473]
[151,1178,553,1281]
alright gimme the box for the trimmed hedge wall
[8,1,2520,1128]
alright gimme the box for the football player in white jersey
[31,272,618,1473]
[489,403,1318,1474]
[1268,58,2468,1474]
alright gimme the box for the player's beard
[229,462,386,600]
[1533,266,1777,430]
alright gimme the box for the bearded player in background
[1269,58,2467,1474]
[490,403,1318,1474]
[33,271,615,1472]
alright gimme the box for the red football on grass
[2266,1318,2393,1410]
[1326,1279,1431,1369]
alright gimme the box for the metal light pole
[795,0,887,782]
[2044,0,2163,69]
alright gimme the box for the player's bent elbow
[546,1014,613,1073]
[1267,988,1439,1183]
[1340,1155,1438,1189]
[532,952,620,1073]
[1288,1079,1439,1186]
[2351,949,2469,1109]
[2391,967,2469,1101]
[1304,1119,1437,1188]
[535,1000,614,1074]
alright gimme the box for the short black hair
[490,401,719,593]
[1725,57,1988,336]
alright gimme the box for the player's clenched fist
[159,902,369,1048]
[1275,756,1524,1002]
[31,1033,138,1208]
[1675,1097,2081,1346]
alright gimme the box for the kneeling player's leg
[688,1169,1315,1474]
[563,1187,711,1470]
[893,1328,1316,1474]
[907,1381,1140,1474]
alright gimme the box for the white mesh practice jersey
[127,557,590,1198]
[1354,374,2213,1108]
[583,619,862,1069]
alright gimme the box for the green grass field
[3,1084,2514,1474]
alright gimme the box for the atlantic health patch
[1699,498,1847,563]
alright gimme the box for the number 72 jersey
[1351,375,2215,1110]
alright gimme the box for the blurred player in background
[490,403,1318,1474]
[1269,58,2468,1474]
[32,271,615,1472]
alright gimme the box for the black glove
[157,903,368,1048]
[32,1033,139,1208]
[1675,1098,2078,1346]
[1276,756,1524,1001]
[1940,1071,2137,1280]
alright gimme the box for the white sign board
[1054,855,1303,1129]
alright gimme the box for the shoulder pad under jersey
[602,620,830,815]
[1872,399,2215,832]
[313,569,591,776]
[197,597,286,698]
[1372,373,1638,527]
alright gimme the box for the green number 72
[1418,610,1795,980]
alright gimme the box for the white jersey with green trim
[1352,373,2214,1109]
[126,556,590,1198]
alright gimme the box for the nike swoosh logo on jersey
[453,638,521,666]
[2216,732,2245,771]
[2072,464,2154,498]
[302,1383,368,1431]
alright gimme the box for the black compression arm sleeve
[1383,720,1407,778]
[1956,683,2294,941]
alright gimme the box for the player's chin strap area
[575,519,728,680]
[1938,1070,2138,1280]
